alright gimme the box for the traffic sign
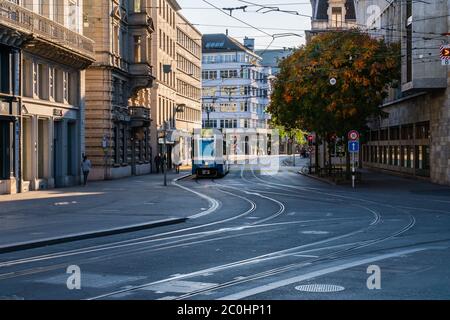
[441,45,450,65]
[348,130,360,141]
[348,141,360,153]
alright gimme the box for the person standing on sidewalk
[154,154,161,174]
[174,159,181,174]
[81,155,92,186]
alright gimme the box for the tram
[192,129,229,178]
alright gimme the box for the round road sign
[348,130,360,141]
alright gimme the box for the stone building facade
[0,0,95,194]
[357,0,450,185]
[149,0,202,168]
[174,13,202,165]
[84,0,155,180]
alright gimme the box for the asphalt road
[1,160,450,300]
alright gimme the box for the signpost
[348,131,360,189]
[307,134,315,174]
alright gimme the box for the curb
[0,217,187,254]
[297,171,338,186]
[174,173,194,181]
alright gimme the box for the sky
[176,0,313,50]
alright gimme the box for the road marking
[140,280,218,294]
[301,231,330,235]
[293,254,319,258]
[172,176,220,219]
[217,247,428,300]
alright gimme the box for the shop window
[416,122,430,140]
[401,125,414,140]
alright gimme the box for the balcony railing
[0,0,94,59]
[129,106,151,127]
[130,106,150,119]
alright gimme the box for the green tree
[269,30,400,175]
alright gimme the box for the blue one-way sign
[348,141,360,153]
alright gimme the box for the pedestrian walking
[174,159,182,174]
[81,155,91,186]
[154,154,161,174]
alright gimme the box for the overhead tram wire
[201,0,273,38]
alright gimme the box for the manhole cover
[295,284,345,293]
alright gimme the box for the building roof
[313,0,356,20]
[202,33,257,56]
[255,49,293,68]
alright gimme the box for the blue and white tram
[192,129,229,178]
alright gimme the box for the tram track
[0,169,426,300]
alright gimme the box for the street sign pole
[163,122,167,187]
[352,152,355,189]
[348,130,360,190]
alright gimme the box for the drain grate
[295,284,345,293]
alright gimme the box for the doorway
[0,120,10,180]
[53,120,63,187]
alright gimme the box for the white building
[201,34,272,149]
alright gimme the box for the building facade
[256,48,294,154]
[84,0,155,180]
[149,0,201,169]
[357,0,450,185]
[175,13,202,165]
[202,34,272,155]
[0,0,95,195]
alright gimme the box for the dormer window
[331,7,343,28]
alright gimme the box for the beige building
[0,0,95,194]
[83,0,155,180]
[150,0,201,169]
[174,13,202,165]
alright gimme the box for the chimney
[243,37,255,51]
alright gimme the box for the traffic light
[307,135,314,146]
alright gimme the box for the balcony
[128,12,154,33]
[129,62,155,95]
[129,106,151,128]
[0,0,95,68]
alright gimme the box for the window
[24,60,35,98]
[416,122,430,140]
[68,0,78,32]
[134,0,141,12]
[113,25,120,55]
[63,71,69,103]
[202,71,217,80]
[38,64,47,100]
[331,7,343,28]
[33,62,39,97]
[134,35,142,62]
[49,67,55,100]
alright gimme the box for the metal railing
[129,106,151,120]
[0,0,94,58]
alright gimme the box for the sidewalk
[0,171,207,253]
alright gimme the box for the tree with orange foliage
[268,30,400,176]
